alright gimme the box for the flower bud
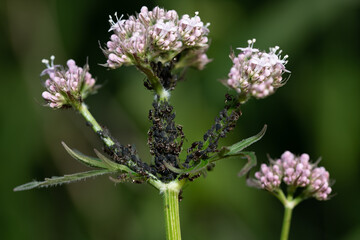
[309,167,332,200]
[254,151,333,200]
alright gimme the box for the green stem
[136,64,169,101]
[77,103,115,148]
[162,180,184,240]
[77,102,162,179]
[279,192,302,240]
[280,203,293,240]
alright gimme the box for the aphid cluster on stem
[185,94,241,166]
[147,100,184,182]
[99,129,153,177]
[149,61,177,91]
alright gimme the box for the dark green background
[1,0,359,239]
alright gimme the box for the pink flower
[227,39,289,101]
[255,162,282,191]
[281,151,312,187]
[178,11,210,47]
[150,19,182,51]
[309,167,332,200]
[103,6,210,70]
[41,56,96,108]
[254,151,333,200]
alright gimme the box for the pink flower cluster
[104,6,210,69]
[309,167,332,200]
[255,151,332,200]
[41,56,96,108]
[227,39,289,100]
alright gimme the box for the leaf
[216,146,231,158]
[163,161,185,174]
[167,126,265,176]
[14,169,114,191]
[62,142,107,169]
[225,125,267,157]
[237,151,257,177]
[94,149,137,174]
[164,160,210,175]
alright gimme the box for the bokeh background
[1,0,359,239]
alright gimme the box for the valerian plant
[249,151,333,240]
[15,6,297,240]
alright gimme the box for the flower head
[103,6,210,70]
[280,151,312,187]
[309,167,332,200]
[178,11,210,47]
[254,151,333,201]
[41,56,96,108]
[227,39,289,102]
[150,19,182,51]
[254,162,282,191]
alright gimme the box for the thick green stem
[77,103,115,148]
[162,181,183,240]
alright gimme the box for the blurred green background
[1,0,359,239]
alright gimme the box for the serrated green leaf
[62,142,107,169]
[94,149,137,174]
[237,151,257,177]
[14,169,114,192]
[225,125,267,156]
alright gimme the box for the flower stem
[77,102,160,176]
[279,192,302,240]
[77,102,115,148]
[162,180,184,240]
[136,63,169,101]
[280,203,293,240]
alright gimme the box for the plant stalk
[280,203,293,240]
[279,191,303,240]
[162,181,183,240]
[136,63,169,101]
[77,103,115,147]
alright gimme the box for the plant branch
[77,102,115,147]
[136,63,169,101]
[279,191,303,240]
